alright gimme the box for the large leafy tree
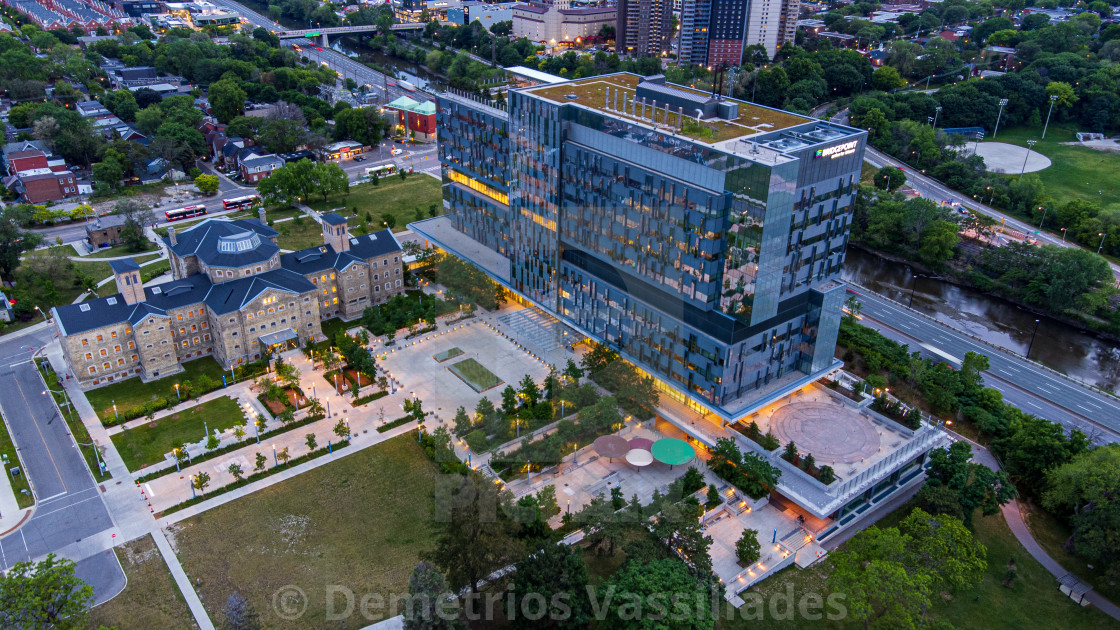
[424,472,523,594]
[0,554,93,629]
[1042,444,1120,581]
[924,441,1017,526]
[0,206,42,285]
[509,544,591,629]
[598,558,715,630]
[209,78,248,124]
[402,561,458,630]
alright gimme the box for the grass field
[715,505,1112,629]
[0,412,34,508]
[982,124,1120,216]
[86,357,229,424]
[448,358,503,392]
[140,259,172,282]
[111,396,245,471]
[306,175,442,234]
[87,534,198,630]
[85,242,158,258]
[274,217,325,251]
[171,435,439,628]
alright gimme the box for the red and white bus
[222,195,261,211]
[165,205,207,221]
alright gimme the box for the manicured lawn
[85,357,229,424]
[171,435,440,629]
[320,317,349,342]
[274,216,325,251]
[141,259,171,282]
[111,396,245,471]
[983,124,1120,216]
[448,358,503,392]
[1020,498,1120,604]
[716,506,1112,629]
[87,534,198,630]
[433,347,463,362]
[0,412,34,508]
[85,242,158,258]
[306,175,442,234]
[36,359,110,481]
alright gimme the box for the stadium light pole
[993,98,1009,138]
[1042,94,1058,139]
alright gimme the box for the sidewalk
[0,459,32,535]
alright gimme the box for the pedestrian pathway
[958,433,1120,622]
[152,528,216,630]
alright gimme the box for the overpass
[278,21,452,46]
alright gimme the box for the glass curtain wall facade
[436,76,865,419]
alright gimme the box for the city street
[847,285,1120,442]
[0,329,123,604]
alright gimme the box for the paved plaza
[969,141,1051,174]
[768,401,880,464]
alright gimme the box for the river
[841,247,1120,393]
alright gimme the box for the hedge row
[159,440,350,516]
[376,416,414,433]
[135,412,327,483]
[352,390,389,407]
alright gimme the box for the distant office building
[679,0,799,66]
[616,0,673,57]
[513,1,615,47]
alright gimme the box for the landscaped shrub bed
[376,416,414,433]
[352,390,389,406]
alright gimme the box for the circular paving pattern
[767,401,880,464]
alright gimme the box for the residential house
[239,153,283,183]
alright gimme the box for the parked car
[354,155,365,162]
[390,148,403,156]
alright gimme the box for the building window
[111,331,117,338]
[177,314,183,321]
[131,354,138,361]
[193,337,200,344]
[103,362,111,370]
[89,367,96,375]
[81,338,88,346]
[85,352,93,360]
[182,341,188,348]
[201,321,208,329]
[117,358,125,366]
[96,334,103,342]
[190,324,197,332]
[128,341,135,349]
[99,349,107,357]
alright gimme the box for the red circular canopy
[629,437,654,452]
[593,435,630,459]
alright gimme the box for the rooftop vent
[79,304,91,312]
[564,93,579,100]
[106,297,117,305]
[152,287,162,294]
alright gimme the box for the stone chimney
[168,226,177,246]
[110,258,146,305]
[321,212,349,252]
[259,207,267,225]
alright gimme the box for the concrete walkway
[960,434,1120,622]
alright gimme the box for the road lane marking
[1023,400,1043,410]
[145,483,155,497]
[1076,404,1096,413]
[14,371,67,495]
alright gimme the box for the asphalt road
[848,285,1120,442]
[0,329,123,603]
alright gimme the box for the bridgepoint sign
[815,141,859,160]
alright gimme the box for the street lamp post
[272,444,278,467]
[1042,94,1058,139]
[112,400,118,420]
[1098,232,1106,254]
[932,105,942,130]
[174,383,180,401]
[1026,319,1041,359]
[993,98,1009,138]
[1020,139,1037,177]
[1061,227,1067,242]
[1038,206,1048,230]
[907,275,919,309]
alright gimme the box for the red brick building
[16,169,78,203]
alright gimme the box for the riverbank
[848,241,1120,346]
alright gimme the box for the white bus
[365,163,398,179]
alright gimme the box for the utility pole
[1042,94,1058,139]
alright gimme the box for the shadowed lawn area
[87,534,198,630]
[85,242,158,258]
[85,357,229,424]
[448,357,503,392]
[111,396,244,471]
[985,124,1120,216]
[274,217,326,251]
[306,175,442,234]
[0,412,34,508]
[171,435,439,629]
[714,505,1112,629]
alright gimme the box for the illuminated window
[117,359,125,366]
[103,362,111,370]
[96,335,103,342]
[111,331,117,338]
[113,345,121,353]
[82,338,88,346]
[89,367,96,375]
[99,349,107,357]
[85,352,93,360]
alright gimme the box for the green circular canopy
[651,438,695,466]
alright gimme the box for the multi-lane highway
[848,284,1120,442]
[0,329,124,603]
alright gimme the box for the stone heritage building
[52,211,405,389]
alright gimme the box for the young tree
[562,358,584,382]
[402,562,458,630]
[500,385,519,416]
[192,471,211,496]
[305,433,318,452]
[254,452,267,472]
[228,463,244,481]
[333,419,349,440]
[681,466,706,495]
[276,446,291,465]
[195,173,220,195]
[221,591,261,630]
[452,405,473,436]
[517,374,539,406]
[736,529,761,564]
[0,554,93,629]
